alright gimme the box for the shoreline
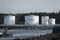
[13,33,60,40]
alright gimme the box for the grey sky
[0,0,60,13]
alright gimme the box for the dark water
[0,29,52,40]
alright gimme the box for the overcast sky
[0,0,60,13]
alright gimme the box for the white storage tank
[42,16,49,25]
[48,18,55,25]
[25,15,39,25]
[4,15,15,25]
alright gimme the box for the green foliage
[0,15,4,24]
[15,15,25,24]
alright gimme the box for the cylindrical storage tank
[25,15,39,25]
[4,15,15,25]
[48,18,55,25]
[42,16,49,25]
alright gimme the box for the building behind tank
[4,14,15,25]
[25,15,39,25]
[41,16,49,25]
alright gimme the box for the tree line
[0,11,60,24]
